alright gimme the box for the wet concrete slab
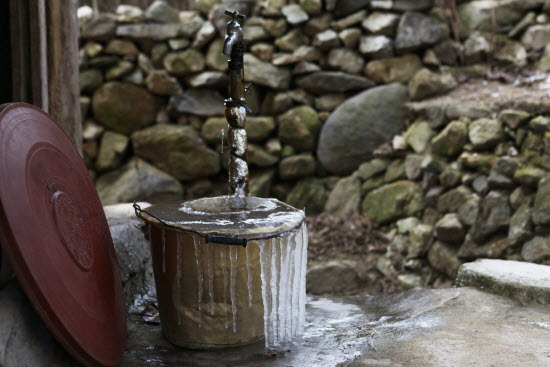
[121,287,550,367]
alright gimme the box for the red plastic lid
[0,103,126,366]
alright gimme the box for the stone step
[456,259,550,305]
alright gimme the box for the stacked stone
[79,0,550,281]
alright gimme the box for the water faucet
[223,10,246,58]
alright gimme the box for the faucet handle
[224,9,246,23]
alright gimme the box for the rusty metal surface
[0,103,126,366]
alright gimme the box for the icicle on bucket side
[148,226,264,349]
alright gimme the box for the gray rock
[96,158,183,205]
[456,259,550,305]
[325,174,361,217]
[404,154,424,180]
[365,54,423,84]
[104,202,155,310]
[522,236,550,262]
[362,180,424,225]
[116,23,181,40]
[278,105,320,151]
[317,83,408,175]
[509,203,534,246]
[431,119,468,157]
[282,4,309,24]
[339,28,362,48]
[92,82,157,134]
[307,260,364,294]
[247,144,279,167]
[428,240,461,278]
[187,71,228,88]
[116,4,144,23]
[247,116,276,142]
[408,224,434,258]
[435,213,465,245]
[297,71,373,94]
[168,38,190,51]
[278,153,316,180]
[359,35,394,58]
[0,282,78,367]
[395,12,448,52]
[192,21,216,48]
[80,15,116,41]
[514,166,546,187]
[96,131,129,172]
[299,0,322,15]
[80,69,103,93]
[206,39,228,71]
[393,0,434,11]
[458,1,530,36]
[178,11,205,38]
[327,48,364,74]
[362,12,400,36]
[314,94,346,111]
[470,191,511,244]
[169,89,225,117]
[163,49,205,75]
[469,118,505,150]
[521,24,550,50]
[404,120,434,153]
[499,109,531,129]
[408,68,457,101]
[285,177,328,215]
[132,124,220,180]
[244,54,291,90]
[334,0,370,17]
[144,0,179,23]
[439,163,462,188]
[313,29,340,50]
[331,10,367,30]
[533,175,550,225]
[357,158,389,180]
[145,70,182,95]
[105,39,139,56]
[105,60,134,80]
[438,185,474,213]
[249,169,275,197]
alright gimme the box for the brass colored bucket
[136,196,305,349]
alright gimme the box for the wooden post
[46,0,83,151]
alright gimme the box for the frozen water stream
[177,221,308,347]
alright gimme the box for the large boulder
[92,82,157,134]
[317,83,409,175]
[96,158,183,205]
[362,180,424,225]
[132,124,220,180]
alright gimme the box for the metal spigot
[223,10,246,57]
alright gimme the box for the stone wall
[79,0,550,282]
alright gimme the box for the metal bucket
[135,196,305,349]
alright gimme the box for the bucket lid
[0,103,126,366]
[137,196,305,241]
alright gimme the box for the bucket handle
[133,202,247,247]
